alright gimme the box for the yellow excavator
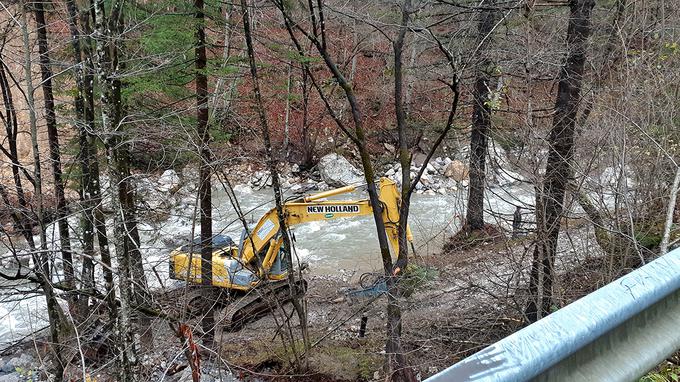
[168,177,413,330]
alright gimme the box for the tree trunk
[65,0,97,318]
[92,0,138,378]
[15,7,67,380]
[34,0,75,297]
[194,0,215,346]
[283,61,292,156]
[79,3,117,318]
[242,0,309,369]
[300,70,314,170]
[388,1,416,380]
[660,167,680,255]
[0,50,34,250]
[466,0,499,231]
[525,0,595,322]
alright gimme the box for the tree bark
[389,1,415,380]
[79,3,117,319]
[92,0,139,377]
[65,0,98,318]
[34,0,75,297]
[466,0,499,231]
[660,167,680,255]
[195,0,215,346]
[525,0,595,322]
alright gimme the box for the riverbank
[0,223,603,381]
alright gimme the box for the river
[0,181,534,344]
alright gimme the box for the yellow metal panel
[172,247,242,283]
[285,200,373,225]
[260,238,280,276]
[240,210,281,265]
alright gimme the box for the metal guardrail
[425,247,680,382]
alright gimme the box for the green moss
[640,362,680,382]
[309,344,382,381]
[400,264,438,297]
[635,231,663,250]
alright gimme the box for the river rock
[441,178,456,189]
[444,160,469,182]
[0,374,20,382]
[426,163,436,174]
[318,153,364,187]
[250,170,271,188]
[1,354,33,373]
[157,169,181,193]
[385,168,395,177]
[181,164,199,180]
[390,169,403,184]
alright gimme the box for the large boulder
[318,153,364,187]
[444,160,469,182]
[157,169,181,193]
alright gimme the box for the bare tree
[525,0,596,322]
[194,0,215,346]
[241,0,309,369]
[92,0,142,377]
[33,0,75,300]
[466,0,500,232]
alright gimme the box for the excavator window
[179,234,235,253]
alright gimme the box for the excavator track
[218,279,308,332]
[157,279,307,332]
[156,284,226,320]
